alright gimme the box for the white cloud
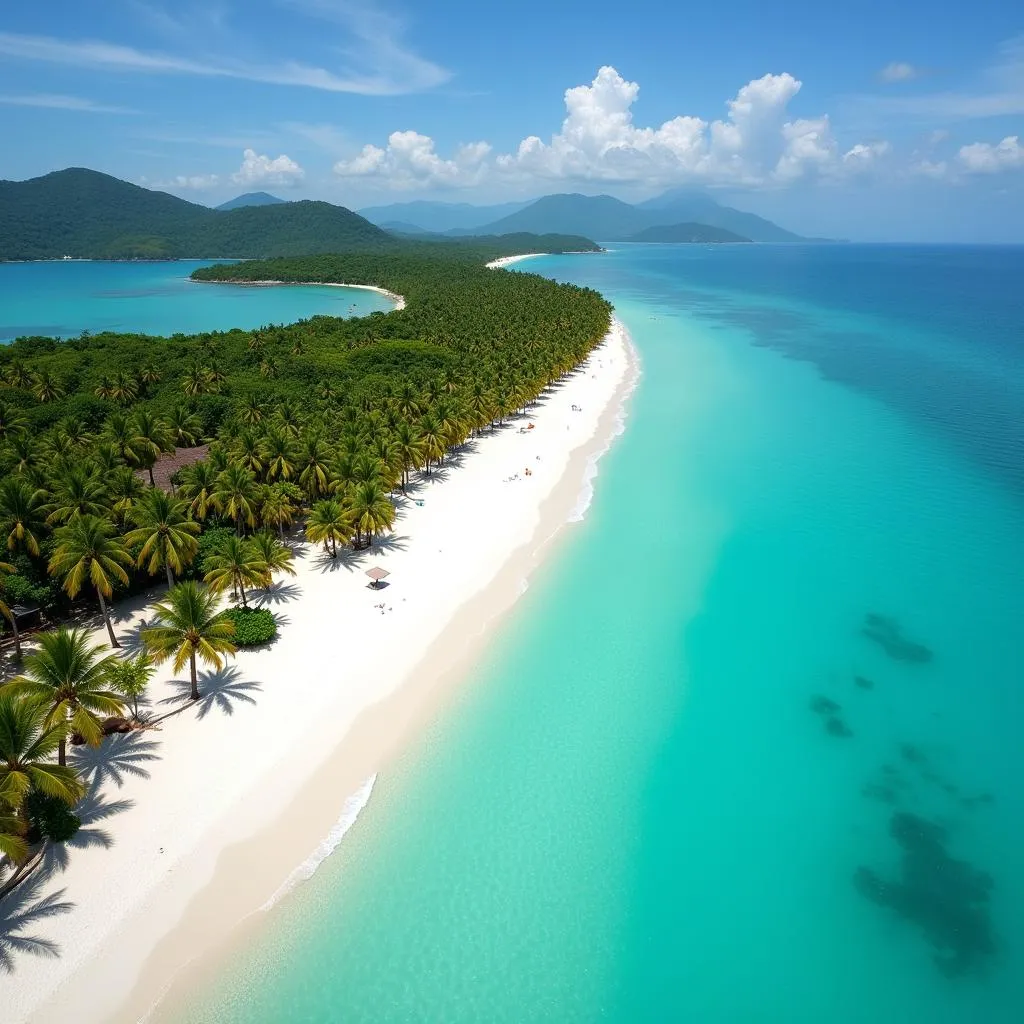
[338,65,883,191]
[842,140,892,169]
[0,7,448,97]
[231,148,305,187]
[879,62,920,83]
[957,135,1024,173]
[0,92,134,113]
[912,159,950,180]
[334,132,490,188]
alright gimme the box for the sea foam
[260,774,377,911]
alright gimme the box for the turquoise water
[0,260,392,343]
[155,246,1019,1020]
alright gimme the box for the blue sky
[1,0,1022,240]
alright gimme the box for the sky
[1,0,1022,241]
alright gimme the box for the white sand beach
[205,280,408,310]
[3,314,637,1023]
[485,253,546,269]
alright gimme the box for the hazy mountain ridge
[626,222,751,243]
[216,191,287,211]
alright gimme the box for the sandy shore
[485,253,546,269]
[200,279,407,310]
[4,312,637,1023]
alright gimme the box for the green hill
[216,191,287,211]
[625,222,751,243]
[635,187,807,243]
[480,194,646,241]
[0,168,394,259]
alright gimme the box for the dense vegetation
[0,168,601,260]
[0,246,611,880]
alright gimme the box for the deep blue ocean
[7,247,1020,1022]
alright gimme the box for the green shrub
[220,607,278,647]
[25,790,81,843]
[194,525,236,577]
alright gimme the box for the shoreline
[9,317,639,1024]
[193,278,407,310]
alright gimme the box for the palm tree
[262,429,296,482]
[130,410,174,486]
[348,481,395,550]
[0,692,85,858]
[259,482,300,539]
[178,460,219,522]
[181,364,212,396]
[124,489,200,587]
[0,559,24,661]
[8,629,124,766]
[393,422,425,492]
[0,401,28,442]
[202,535,267,608]
[306,499,350,557]
[250,531,296,581]
[48,516,133,648]
[110,371,139,405]
[31,371,65,404]
[108,466,146,526]
[137,365,161,392]
[0,476,47,556]
[295,434,332,500]
[43,465,110,525]
[213,465,258,533]
[165,405,201,447]
[142,582,236,701]
[3,361,32,390]
[102,411,143,467]
[239,394,264,426]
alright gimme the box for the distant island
[215,192,287,212]
[360,188,821,244]
[0,169,600,260]
[625,222,751,244]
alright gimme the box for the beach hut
[366,566,390,589]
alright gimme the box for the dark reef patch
[862,613,933,664]
[854,675,875,690]
[826,717,853,737]
[855,812,995,977]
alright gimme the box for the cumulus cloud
[334,132,490,188]
[336,65,884,191]
[147,173,221,190]
[879,62,920,83]
[231,148,305,187]
[957,135,1024,173]
[842,140,892,169]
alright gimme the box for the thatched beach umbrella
[366,566,390,589]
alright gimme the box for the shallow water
[156,245,1023,1021]
[0,260,392,343]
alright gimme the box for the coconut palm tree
[165,405,201,447]
[0,401,28,442]
[137,365,161,393]
[262,429,296,483]
[3,361,32,390]
[231,430,265,478]
[2,433,40,478]
[0,477,47,556]
[8,629,124,766]
[213,465,258,533]
[295,434,332,500]
[305,499,350,557]
[178,460,219,522]
[110,371,139,405]
[107,466,146,526]
[0,692,85,858]
[181,364,212,397]
[249,531,295,581]
[43,465,110,525]
[31,371,65,404]
[202,535,267,607]
[124,489,200,587]
[48,516,133,648]
[393,421,425,492]
[258,482,300,539]
[102,411,142,467]
[130,410,174,487]
[142,582,236,702]
[348,481,395,550]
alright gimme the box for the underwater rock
[810,695,841,716]
[854,812,995,977]
[862,613,933,664]
[854,675,875,690]
[826,716,853,737]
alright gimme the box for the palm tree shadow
[367,533,409,557]
[0,866,73,974]
[252,582,302,607]
[159,666,262,720]
[44,790,136,872]
[117,616,158,657]
[69,731,162,790]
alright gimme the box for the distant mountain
[359,198,534,233]
[476,188,812,244]
[635,187,805,244]
[216,191,286,211]
[378,220,432,235]
[0,168,394,259]
[626,222,751,243]
[478,194,646,241]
